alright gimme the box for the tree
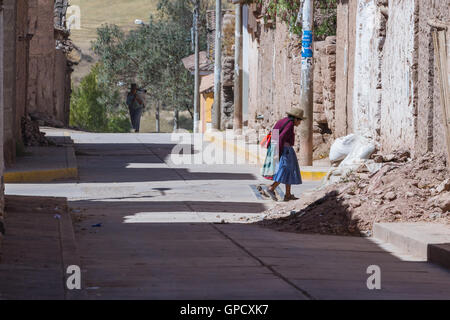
[91,0,209,121]
[70,64,131,133]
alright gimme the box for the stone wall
[313,37,337,158]
[206,9,236,130]
[221,13,235,130]
[335,0,357,138]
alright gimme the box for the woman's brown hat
[286,108,307,120]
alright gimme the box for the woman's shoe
[284,194,299,202]
[265,187,279,201]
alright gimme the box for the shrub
[70,65,131,133]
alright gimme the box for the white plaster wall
[242,4,249,123]
[352,0,382,141]
[380,0,417,153]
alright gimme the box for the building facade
[335,0,449,159]
[0,0,73,245]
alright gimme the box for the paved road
[6,132,450,299]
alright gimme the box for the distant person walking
[261,108,306,202]
[126,83,145,132]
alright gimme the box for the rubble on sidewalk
[256,152,450,236]
[21,115,54,147]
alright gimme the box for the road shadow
[69,199,267,217]
[65,197,450,300]
[74,143,257,183]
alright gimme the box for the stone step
[429,244,450,270]
[373,222,450,270]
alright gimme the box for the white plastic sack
[340,136,376,167]
[324,134,377,187]
[329,134,357,162]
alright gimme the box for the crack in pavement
[182,201,315,300]
[135,135,314,298]
[209,223,316,300]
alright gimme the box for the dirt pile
[258,152,450,236]
[21,116,53,147]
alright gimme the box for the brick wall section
[3,0,16,166]
[417,0,450,159]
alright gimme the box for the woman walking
[261,108,306,201]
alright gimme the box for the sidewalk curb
[4,167,78,183]
[4,131,78,183]
[373,222,450,270]
[59,199,88,300]
[204,132,329,182]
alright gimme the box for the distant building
[182,51,214,133]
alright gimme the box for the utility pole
[298,0,314,166]
[193,0,200,133]
[233,0,243,134]
[212,0,222,130]
[156,102,160,133]
[174,109,179,131]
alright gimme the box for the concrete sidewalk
[5,132,449,299]
[204,130,331,182]
[4,131,78,183]
[0,195,85,299]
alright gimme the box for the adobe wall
[0,1,5,241]
[2,0,16,166]
[335,0,357,138]
[336,0,449,161]
[352,0,384,142]
[247,22,302,140]
[380,0,418,154]
[247,21,337,160]
[54,49,67,122]
[27,0,55,119]
[15,0,28,145]
[416,0,450,160]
